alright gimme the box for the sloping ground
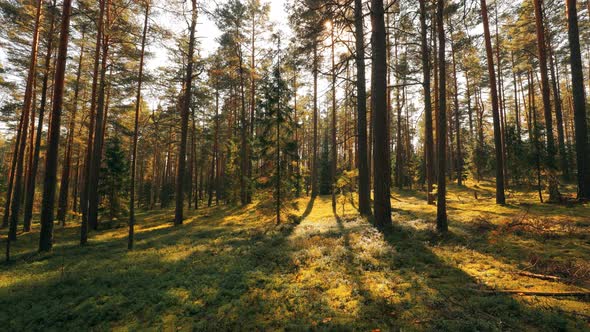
[0,182,589,330]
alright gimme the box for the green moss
[1,184,588,330]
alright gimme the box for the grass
[1,181,589,331]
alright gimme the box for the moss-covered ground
[1,181,589,330]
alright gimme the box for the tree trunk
[511,51,521,140]
[450,22,462,186]
[311,43,319,197]
[57,28,86,225]
[566,0,590,199]
[533,0,560,202]
[8,0,43,241]
[175,0,197,225]
[436,0,448,232]
[129,1,149,249]
[420,0,435,205]
[2,109,24,229]
[80,0,105,245]
[548,41,569,179]
[88,0,112,231]
[330,25,337,211]
[370,0,392,227]
[23,0,58,232]
[481,0,506,205]
[38,0,73,252]
[354,0,371,215]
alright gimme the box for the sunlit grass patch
[1,184,588,330]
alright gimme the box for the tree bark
[330,25,337,211]
[548,41,569,179]
[81,0,106,244]
[481,0,506,205]
[38,0,73,252]
[436,0,448,232]
[8,0,43,241]
[129,0,150,249]
[420,0,435,205]
[23,0,58,232]
[566,0,590,199]
[57,28,86,225]
[533,0,560,202]
[311,43,319,197]
[449,22,462,186]
[354,0,371,215]
[88,0,111,231]
[175,0,197,225]
[370,0,392,227]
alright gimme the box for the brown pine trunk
[128,1,149,249]
[81,0,105,244]
[57,28,86,225]
[481,0,506,204]
[494,4,508,187]
[511,51,522,140]
[311,43,319,197]
[38,0,73,252]
[175,0,197,225]
[207,85,218,207]
[23,0,58,232]
[354,0,371,215]
[88,0,112,231]
[370,0,392,228]
[2,110,24,229]
[330,26,337,211]
[566,0,590,199]
[530,71,544,202]
[548,41,569,179]
[450,23,462,186]
[420,0,435,204]
[294,69,301,197]
[533,0,560,202]
[237,35,250,205]
[8,0,43,241]
[436,0,448,232]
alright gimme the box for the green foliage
[159,182,174,209]
[98,136,129,221]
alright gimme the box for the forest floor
[1,180,589,331]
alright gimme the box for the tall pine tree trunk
[88,0,112,231]
[8,0,43,241]
[38,0,73,252]
[354,0,371,215]
[370,0,392,227]
[311,43,319,197]
[436,0,448,232]
[23,0,58,232]
[481,0,506,205]
[81,0,105,244]
[533,0,560,202]
[330,25,337,211]
[57,28,86,225]
[129,0,150,249]
[175,0,197,225]
[450,23,462,186]
[566,0,590,199]
[420,0,435,205]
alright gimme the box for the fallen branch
[474,289,590,298]
[515,271,563,282]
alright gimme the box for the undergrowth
[0,181,588,330]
